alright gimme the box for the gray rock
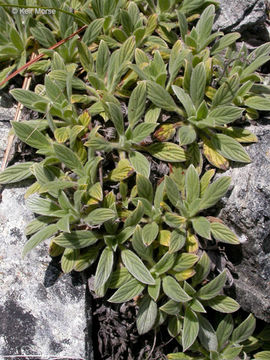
[219,121,270,322]
[0,99,16,164]
[213,0,266,32]
[0,184,86,358]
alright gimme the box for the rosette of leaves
[167,313,260,359]
[0,0,92,86]
[129,4,270,170]
[0,119,121,274]
[84,84,187,177]
[163,164,239,247]
[101,166,240,342]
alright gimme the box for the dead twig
[1,53,35,170]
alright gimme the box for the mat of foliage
[0,0,270,359]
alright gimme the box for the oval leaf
[121,249,155,285]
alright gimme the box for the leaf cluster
[0,0,269,357]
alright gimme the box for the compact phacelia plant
[0,0,270,358]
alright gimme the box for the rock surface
[219,120,270,322]
[0,94,17,164]
[0,185,86,358]
[214,0,266,32]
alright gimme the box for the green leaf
[108,277,145,303]
[82,18,104,45]
[132,123,157,143]
[254,351,270,359]
[30,23,55,48]
[145,105,161,123]
[77,40,94,73]
[53,230,100,249]
[178,125,197,146]
[96,40,110,78]
[172,253,199,272]
[74,247,99,272]
[192,251,211,287]
[116,226,136,245]
[61,248,78,273]
[147,142,186,162]
[198,314,218,352]
[223,345,244,359]
[10,89,48,113]
[241,55,270,79]
[185,165,200,204]
[12,122,51,153]
[200,169,215,196]
[245,96,270,111]
[84,208,116,225]
[182,308,199,351]
[148,278,161,301]
[22,224,58,258]
[165,176,181,209]
[191,217,211,239]
[89,182,103,202]
[125,200,144,228]
[167,353,193,360]
[169,229,186,253]
[128,81,147,128]
[45,76,66,104]
[147,81,178,112]
[137,174,153,202]
[162,276,192,302]
[197,270,227,300]
[160,299,181,316]
[190,62,206,108]
[107,159,134,182]
[216,314,234,348]
[177,10,188,40]
[25,216,55,236]
[164,212,186,228]
[132,225,153,261]
[57,214,70,233]
[53,143,84,174]
[212,75,240,107]
[189,298,206,313]
[26,196,61,216]
[158,0,170,12]
[117,36,136,67]
[211,33,241,55]
[207,106,243,126]
[109,267,132,289]
[207,295,240,313]
[212,134,251,163]
[196,5,215,43]
[231,314,256,343]
[154,180,165,209]
[121,249,155,285]
[203,137,230,170]
[129,151,150,178]
[0,162,34,184]
[142,222,159,246]
[136,295,158,335]
[210,222,239,245]
[222,127,258,143]
[94,246,114,289]
[172,85,196,117]
[10,27,24,51]
[152,252,177,275]
[169,41,188,84]
[199,176,231,211]
[106,102,124,135]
